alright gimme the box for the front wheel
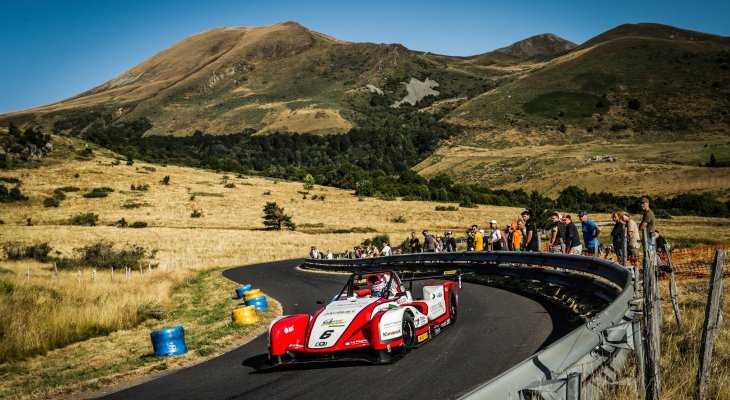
[401,314,416,348]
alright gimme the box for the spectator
[434,234,444,252]
[466,227,476,251]
[409,231,422,253]
[579,210,601,254]
[489,219,507,251]
[655,230,672,272]
[522,210,539,252]
[310,246,321,259]
[517,219,527,249]
[610,212,627,262]
[639,197,656,251]
[655,230,670,253]
[326,249,334,259]
[547,212,565,253]
[381,242,392,257]
[511,222,523,251]
[422,230,437,252]
[396,248,403,255]
[444,231,457,252]
[622,212,641,262]
[562,214,582,255]
[474,225,484,251]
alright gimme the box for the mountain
[467,33,577,65]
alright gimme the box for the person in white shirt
[380,242,392,257]
[326,249,334,259]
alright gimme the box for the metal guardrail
[302,251,637,400]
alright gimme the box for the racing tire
[449,292,458,325]
[401,314,416,348]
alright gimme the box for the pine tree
[262,202,296,230]
[303,174,315,192]
[709,153,717,167]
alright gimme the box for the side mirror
[316,300,325,305]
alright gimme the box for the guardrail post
[631,315,646,394]
[566,372,581,400]
[642,228,661,400]
[696,250,725,400]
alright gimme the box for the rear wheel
[449,292,458,324]
[401,314,416,348]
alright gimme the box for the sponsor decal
[382,330,400,337]
[444,270,457,275]
[284,325,295,334]
[345,339,369,346]
[288,343,304,350]
[416,316,428,327]
[314,341,328,347]
[323,309,356,315]
[434,318,451,329]
[382,320,401,328]
[417,332,429,342]
[321,318,346,327]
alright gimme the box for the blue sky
[1,0,728,114]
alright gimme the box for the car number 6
[319,330,334,339]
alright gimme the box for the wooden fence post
[664,243,683,329]
[54,262,59,281]
[696,250,725,400]
[642,228,661,400]
[622,224,628,267]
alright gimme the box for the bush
[136,302,167,321]
[130,184,149,191]
[43,197,60,207]
[52,189,67,201]
[190,209,203,218]
[68,212,99,226]
[390,215,407,223]
[129,221,148,228]
[435,205,459,211]
[79,147,93,157]
[0,184,28,203]
[161,176,170,185]
[83,187,113,198]
[56,186,80,192]
[224,183,236,188]
[2,242,52,262]
[116,218,128,228]
[361,233,390,248]
[58,242,146,270]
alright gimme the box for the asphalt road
[100,258,576,400]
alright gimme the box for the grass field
[1,142,728,398]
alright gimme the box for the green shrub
[57,241,146,270]
[435,205,459,211]
[79,147,93,157]
[116,218,128,228]
[224,183,236,188]
[2,242,52,262]
[68,212,99,226]
[129,221,148,228]
[161,176,170,185]
[130,184,149,191]
[190,209,203,218]
[56,186,80,192]
[136,302,167,321]
[43,197,60,207]
[0,177,21,185]
[83,187,113,198]
[52,189,67,201]
[361,233,390,247]
[0,185,28,203]
[390,215,407,223]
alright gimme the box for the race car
[261,270,460,369]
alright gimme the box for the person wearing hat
[444,231,457,252]
[639,197,656,251]
[547,212,565,253]
[579,210,601,254]
[562,214,582,255]
[488,219,507,251]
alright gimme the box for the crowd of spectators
[311,199,663,265]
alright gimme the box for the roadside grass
[0,265,281,400]
[604,278,730,400]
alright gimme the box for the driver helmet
[371,279,386,297]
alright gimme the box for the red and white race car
[262,270,460,368]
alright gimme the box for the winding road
[101,258,576,400]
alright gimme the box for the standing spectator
[444,231,457,252]
[579,211,601,254]
[547,213,565,253]
[511,222,523,251]
[622,213,641,262]
[422,230,437,252]
[434,234,444,252]
[562,214,582,255]
[466,227,476,251]
[488,220,507,251]
[610,212,627,263]
[639,197,656,251]
[474,225,484,251]
[655,230,672,272]
[326,249,334,259]
[522,211,539,252]
[409,231,422,253]
[518,219,527,249]
[380,242,392,257]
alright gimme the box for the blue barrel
[235,284,252,299]
[150,326,188,356]
[245,295,268,310]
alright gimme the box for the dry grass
[604,277,730,400]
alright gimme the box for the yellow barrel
[232,306,259,324]
[243,289,262,301]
